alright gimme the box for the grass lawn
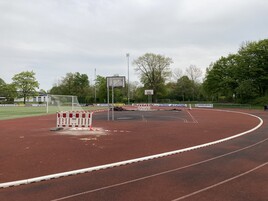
[0,106,107,120]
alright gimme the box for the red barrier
[56,111,93,130]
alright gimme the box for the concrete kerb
[0,109,263,189]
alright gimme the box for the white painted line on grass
[0,110,263,189]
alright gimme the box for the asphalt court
[93,109,191,122]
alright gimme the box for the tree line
[203,39,268,104]
[1,38,267,105]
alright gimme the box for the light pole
[126,53,130,105]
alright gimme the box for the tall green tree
[237,39,268,96]
[203,54,240,101]
[95,75,107,103]
[133,53,173,102]
[175,76,195,101]
[72,73,91,103]
[203,38,268,103]
[50,72,92,103]
[12,71,39,104]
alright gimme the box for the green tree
[12,71,39,104]
[73,73,91,103]
[0,79,17,103]
[133,53,173,102]
[237,39,268,97]
[203,39,268,103]
[203,54,239,101]
[235,80,258,102]
[50,72,92,103]
[95,75,107,103]
[175,76,195,101]
[132,86,147,103]
[164,82,177,102]
[0,78,5,86]
[0,78,6,95]
[2,84,17,103]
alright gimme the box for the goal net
[46,95,84,113]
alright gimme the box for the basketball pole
[126,53,130,105]
[107,83,110,121]
[112,79,114,121]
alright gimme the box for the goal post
[46,94,84,113]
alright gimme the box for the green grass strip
[0,106,107,120]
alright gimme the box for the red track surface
[0,108,267,201]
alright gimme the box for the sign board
[145,90,154,95]
[195,104,213,108]
[106,76,125,88]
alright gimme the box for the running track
[0,109,267,201]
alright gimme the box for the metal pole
[72,96,74,111]
[126,53,130,105]
[107,84,110,121]
[112,80,114,121]
[94,68,97,103]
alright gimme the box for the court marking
[51,137,268,201]
[171,162,268,201]
[0,110,263,189]
[185,109,198,123]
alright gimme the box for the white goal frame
[46,94,81,113]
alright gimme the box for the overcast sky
[0,0,267,90]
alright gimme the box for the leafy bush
[251,96,268,106]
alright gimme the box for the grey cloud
[0,0,268,90]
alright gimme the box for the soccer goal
[46,94,84,113]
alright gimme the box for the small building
[14,94,49,103]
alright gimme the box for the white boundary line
[185,109,198,123]
[0,109,263,189]
[171,161,268,201]
[51,138,268,201]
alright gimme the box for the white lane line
[171,162,268,201]
[0,110,263,189]
[141,114,147,122]
[50,138,268,201]
[185,110,198,123]
[159,115,188,123]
